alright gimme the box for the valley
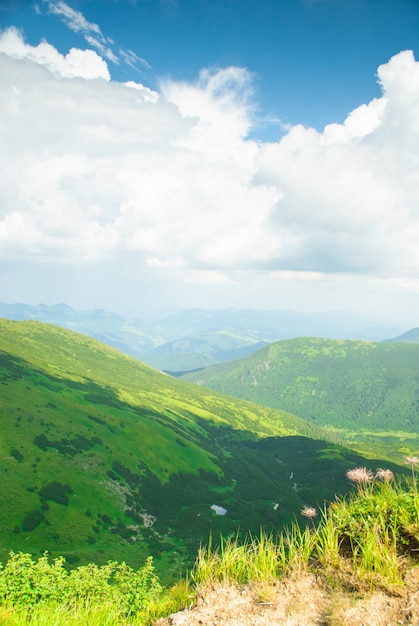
[0,318,408,581]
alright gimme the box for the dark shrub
[10,449,24,463]
[34,434,48,451]
[22,509,45,531]
[39,481,72,505]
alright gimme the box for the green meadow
[0,319,405,580]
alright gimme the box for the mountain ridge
[0,319,400,578]
[0,301,407,372]
[384,327,419,343]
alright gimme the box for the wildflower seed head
[346,467,374,485]
[301,505,317,519]
[375,468,394,482]
[404,456,419,466]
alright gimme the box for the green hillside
[0,322,405,579]
[182,337,419,460]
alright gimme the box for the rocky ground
[156,568,419,626]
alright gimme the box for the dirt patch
[157,574,330,625]
[156,568,419,625]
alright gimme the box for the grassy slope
[0,321,404,579]
[182,337,419,461]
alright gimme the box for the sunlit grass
[0,553,194,626]
[193,470,419,592]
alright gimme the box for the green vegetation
[193,468,419,589]
[2,466,419,624]
[2,319,393,577]
[0,551,189,625]
[2,319,419,621]
[182,337,419,460]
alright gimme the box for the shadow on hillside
[0,350,409,575]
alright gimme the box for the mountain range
[0,301,407,373]
[0,318,404,579]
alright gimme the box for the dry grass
[156,567,419,625]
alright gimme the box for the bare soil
[156,568,419,626]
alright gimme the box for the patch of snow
[211,504,227,516]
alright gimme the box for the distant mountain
[384,327,419,343]
[0,301,407,372]
[143,329,268,373]
[0,320,399,577]
[0,301,169,355]
[158,308,404,342]
[182,337,419,460]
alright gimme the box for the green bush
[0,552,162,619]
[39,481,72,505]
[0,552,67,608]
[22,509,45,531]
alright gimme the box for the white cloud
[119,49,151,72]
[43,0,118,63]
[322,97,387,144]
[0,26,110,79]
[43,0,101,35]
[41,0,150,71]
[161,66,256,162]
[254,49,419,276]
[1,29,419,319]
[124,81,159,103]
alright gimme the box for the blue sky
[1,0,419,326]
[3,0,419,138]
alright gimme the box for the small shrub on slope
[0,552,163,623]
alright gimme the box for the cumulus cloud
[254,50,419,276]
[0,26,110,79]
[1,27,419,300]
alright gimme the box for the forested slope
[182,337,419,458]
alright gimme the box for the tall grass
[193,471,419,591]
[193,532,282,585]
[0,601,136,625]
